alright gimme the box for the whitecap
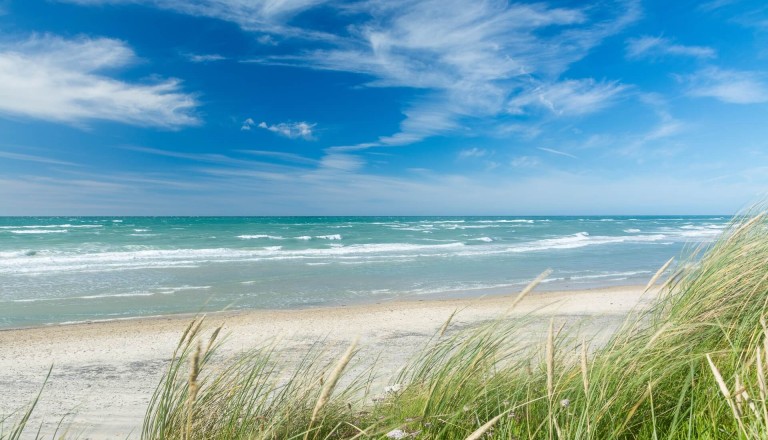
[9,229,68,234]
[237,234,284,240]
[316,234,342,240]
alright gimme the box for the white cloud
[63,0,334,39]
[458,148,487,159]
[241,117,256,130]
[186,53,226,62]
[508,79,628,116]
[685,67,768,104]
[319,153,364,172]
[239,149,317,165]
[0,34,199,127]
[510,156,540,168]
[258,120,316,139]
[68,0,639,143]
[0,150,80,166]
[626,35,716,60]
[252,0,639,146]
[538,147,577,159]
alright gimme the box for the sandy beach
[0,286,654,439]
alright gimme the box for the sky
[1,0,768,215]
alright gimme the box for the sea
[0,216,729,329]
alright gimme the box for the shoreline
[0,284,653,438]
[0,282,649,333]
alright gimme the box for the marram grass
[7,208,768,439]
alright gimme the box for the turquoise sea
[0,216,728,328]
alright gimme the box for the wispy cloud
[698,0,739,12]
[250,0,639,147]
[0,34,199,127]
[63,0,335,40]
[67,0,641,146]
[610,94,687,159]
[318,153,364,172]
[510,156,540,168]
[239,149,317,165]
[538,147,577,159]
[185,53,226,63]
[457,148,487,159]
[0,150,80,166]
[508,79,628,116]
[626,35,716,60]
[258,120,316,140]
[684,67,768,104]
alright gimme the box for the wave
[476,220,534,224]
[566,270,653,281]
[9,229,68,234]
[238,234,284,240]
[0,242,467,275]
[472,237,494,242]
[316,234,342,240]
[11,285,213,303]
[0,224,101,229]
[526,232,667,250]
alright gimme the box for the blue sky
[1,0,768,215]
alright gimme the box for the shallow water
[0,215,727,327]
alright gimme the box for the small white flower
[385,428,408,439]
[560,398,570,408]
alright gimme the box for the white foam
[568,270,653,281]
[514,232,668,252]
[316,234,342,240]
[0,242,468,275]
[456,225,500,229]
[237,235,284,240]
[156,285,212,294]
[473,237,494,242]
[9,229,68,234]
[295,236,312,240]
[0,224,101,229]
[624,229,641,233]
[446,232,670,257]
[477,220,534,224]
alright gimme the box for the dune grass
[6,207,768,439]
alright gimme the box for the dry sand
[0,285,654,439]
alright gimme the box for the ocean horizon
[0,215,728,329]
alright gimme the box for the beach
[0,285,652,439]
